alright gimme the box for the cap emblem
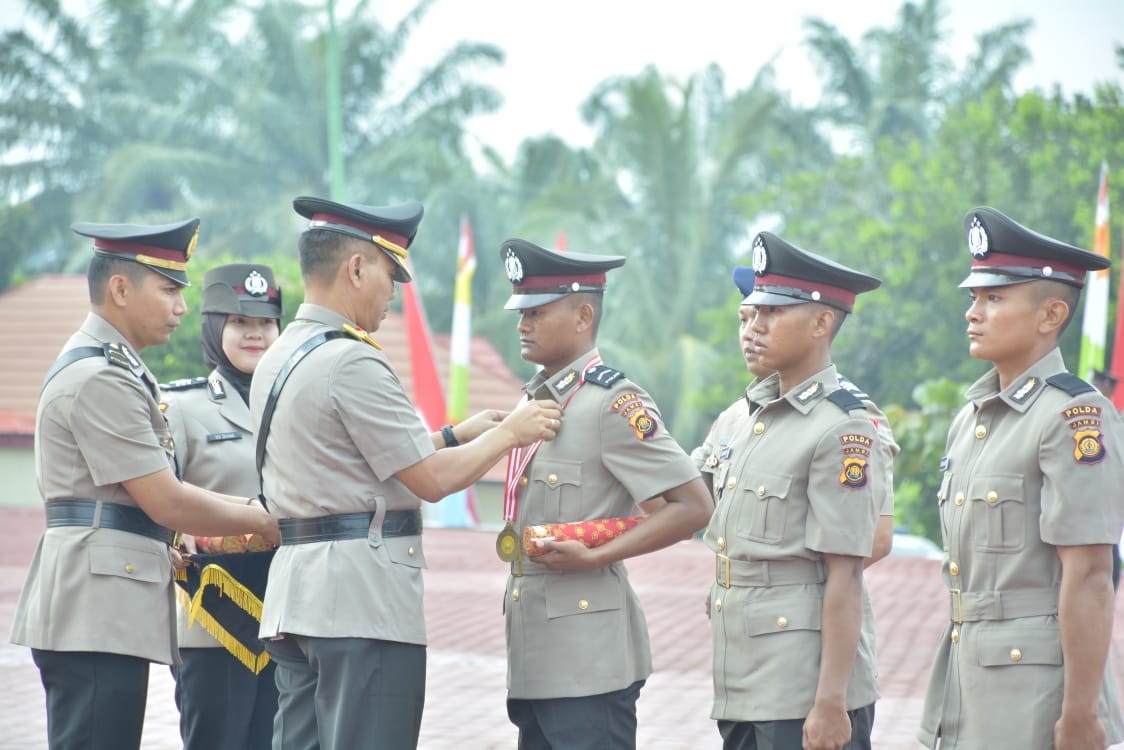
[751,236,768,275]
[504,247,525,284]
[244,270,269,297]
[968,216,990,258]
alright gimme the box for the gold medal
[496,522,520,563]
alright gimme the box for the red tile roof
[0,275,524,479]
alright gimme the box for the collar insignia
[553,369,578,394]
[208,376,227,400]
[1010,376,1040,403]
[795,381,822,404]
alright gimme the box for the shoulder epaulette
[104,341,143,373]
[1046,372,1096,397]
[826,388,865,413]
[341,323,382,350]
[585,365,625,388]
[837,376,870,401]
[160,376,208,391]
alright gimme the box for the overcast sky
[3,0,1121,162]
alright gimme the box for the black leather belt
[45,499,175,546]
[278,509,422,545]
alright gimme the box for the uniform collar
[209,369,252,431]
[294,303,356,330]
[526,348,600,401]
[966,347,1066,412]
[782,364,838,414]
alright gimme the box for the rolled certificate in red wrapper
[523,516,645,557]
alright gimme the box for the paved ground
[2,507,1123,749]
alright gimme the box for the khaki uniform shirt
[504,349,702,699]
[163,370,259,648]
[10,313,179,663]
[249,304,434,644]
[697,365,882,721]
[919,348,1124,748]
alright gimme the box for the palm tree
[804,0,1031,151]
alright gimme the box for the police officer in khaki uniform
[695,264,899,747]
[918,207,1124,749]
[10,220,279,750]
[250,197,561,750]
[497,239,713,750]
[701,233,884,750]
[163,263,284,750]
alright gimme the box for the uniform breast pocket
[968,474,1026,553]
[736,469,792,545]
[530,459,583,520]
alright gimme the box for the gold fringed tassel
[186,564,270,674]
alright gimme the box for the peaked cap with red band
[73,218,200,286]
[202,263,283,319]
[501,238,626,310]
[959,206,1109,289]
[735,232,880,313]
[293,196,423,283]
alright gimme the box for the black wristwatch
[441,424,459,448]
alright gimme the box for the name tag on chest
[206,431,243,443]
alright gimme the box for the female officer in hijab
[162,263,283,750]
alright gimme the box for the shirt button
[975,424,987,439]
[408,547,415,557]
[124,563,135,574]
[1009,648,1022,662]
[951,628,960,644]
[547,474,558,485]
[511,589,520,602]
[986,491,998,504]
[519,476,529,487]
[954,492,965,507]
[949,561,960,576]
[776,616,788,629]
[753,422,766,435]
[716,536,725,551]
[714,599,723,612]
[757,485,766,497]
[578,599,589,610]
[726,477,737,490]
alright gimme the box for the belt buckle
[716,554,731,589]
[950,588,962,624]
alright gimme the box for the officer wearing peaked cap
[10,222,279,750]
[919,207,1124,749]
[249,199,560,749]
[695,259,901,747]
[162,263,284,750]
[497,238,713,749]
[702,232,885,750]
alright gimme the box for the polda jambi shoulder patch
[838,433,872,489]
[1060,404,1107,465]
[609,391,658,439]
[628,409,659,440]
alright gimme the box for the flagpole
[1079,161,1110,381]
